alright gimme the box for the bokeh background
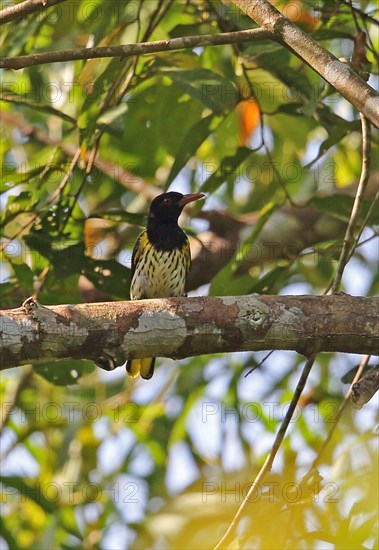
[1,1,378,548]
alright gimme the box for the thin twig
[0,28,272,70]
[210,4,266,152]
[33,265,50,298]
[48,148,81,203]
[211,4,266,152]
[0,148,80,252]
[338,0,379,26]
[214,353,317,550]
[330,114,371,293]
[347,0,363,34]
[264,144,299,207]
[211,6,286,203]
[0,111,159,199]
[244,350,275,377]
[141,0,174,42]
[323,188,378,294]
[0,0,67,25]
[229,0,379,128]
[57,6,168,233]
[1,11,165,258]
[346,189,379,264]
[240,64,265,151]
[58,158,90,233]
[0,214,38,253]
[361,17,379,61]
[356,230,379,248]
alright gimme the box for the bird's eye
[163,198,172,206]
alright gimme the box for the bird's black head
[148,191,204,224]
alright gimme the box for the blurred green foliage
[1,1,378,548]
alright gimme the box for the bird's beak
[179,193,205,206]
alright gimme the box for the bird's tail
[126,358,156,380]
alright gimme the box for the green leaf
[78,57,126,145]
[169,387,205,447]
[244,42,314,100]
[161,68,239,114]
[1,15,43,57]
[52,242,86,279]
[91,210,146,226]
[33,360,95,386]
[24,236,87,278]
[166,114,223,187]
[248,265,291,294]
[1,92,76,125]
[275,102,305,116]
[0,516,19,550]
[0,476,56,513]
[209,259,253,296]
[83,258,131,299]
[341,364,374,384]
[311,30,353,41]
[97,103,128,126]
[310,195,378,226]
[1,191,35,227]
[311,108,360,161]
[120,76,205,178]
[200,147,254,194]
[59,506,83,539]
[0,165,46,193]
[209,202,279,295]
[10,263,34,291]
[309,195,354,222]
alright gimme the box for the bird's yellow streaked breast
[130,230,191,300]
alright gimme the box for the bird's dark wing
[130,230,148,278]
[182,237,191,273]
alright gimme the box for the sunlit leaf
[166,114,223,187]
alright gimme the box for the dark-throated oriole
[126,191,204,380]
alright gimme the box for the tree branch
[0,0,67,25]
[0,28,271,69]
[2,105,377,296]
[1,295,378,370]
[230,0,379,128]
[351,363,379,409]
[2,4,378,127]
[330,114,372,292]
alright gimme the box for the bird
[126,191,205,380]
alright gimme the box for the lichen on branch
[1,295,378,370]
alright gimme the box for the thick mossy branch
[1,295,378,370]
